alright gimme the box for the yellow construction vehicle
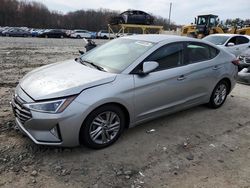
[181,14,226,38]
[181,14,250,38]
[237,27,250,35]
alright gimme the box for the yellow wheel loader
[181,14,225,38]
[181,14,250,38]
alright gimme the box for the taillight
[232,59,240,65]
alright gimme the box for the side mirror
[140,61,159,75]
[227,42,235,47]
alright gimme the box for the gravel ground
[0,37,250,188]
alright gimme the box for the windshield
[203,35,230,45]
[197,16,207,25]
[81,38,155,73]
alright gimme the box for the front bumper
[14,117,63,146]
[11,88,90,147]
[238,57,250,69]
[237,68,250,84]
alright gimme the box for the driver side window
[227,37,237,46]
[145,43,184,72]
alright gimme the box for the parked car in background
[12,35,238,149]
[38,29,68,38]
[203,34,250,57]
[0,27,9,36]
[237,67,250,84]
[29,29,41,37]
[238,48,250,69]
[2,28,32,37]
[70,30,92,39]
[89,31,97,39]
[97,30,116,39]
[109,10,154,25]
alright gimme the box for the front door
[133,42,192,121]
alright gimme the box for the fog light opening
[50,124,62,141]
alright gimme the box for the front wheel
[80,105,125,149]
[208,80,229,108]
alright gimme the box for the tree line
[0,0,178,31]
[224,18,250,27]
[1,0,248,31]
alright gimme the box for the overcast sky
[32,0,250,24]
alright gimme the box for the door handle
[213,65,221,70]
[177,75,186,81]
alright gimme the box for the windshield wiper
[82,60,106,72]
[76,58,106,72]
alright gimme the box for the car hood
[20,59,117,100]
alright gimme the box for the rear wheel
[208,80,229,108]
[60,35,64,39]
[80,105,125,149]
[77,35,81,39]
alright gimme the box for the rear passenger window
[146,43,184,71]
[210,47,219,59]
[186,42,219,64]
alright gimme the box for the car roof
[207,33,250,38]
[123,34,202,43]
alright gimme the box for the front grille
[245,57,250,64]
[11,95,32,124]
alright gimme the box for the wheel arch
[78,102,131,144]
[219,77,231,94]
[96,102,130,128]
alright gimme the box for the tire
[45,35,48,38]
[208,80,229,109]
[80,105,125,149]
[77,35,81,39]
[60,35,64,39]
[103,35,108,39]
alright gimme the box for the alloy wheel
[89,111,121,144]
[213,83,227,105]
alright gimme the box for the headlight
[24,96,76,113]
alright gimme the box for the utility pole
[168,2,172,31]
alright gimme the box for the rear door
[183,42,221,102]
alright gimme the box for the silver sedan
[11,35,238,149]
